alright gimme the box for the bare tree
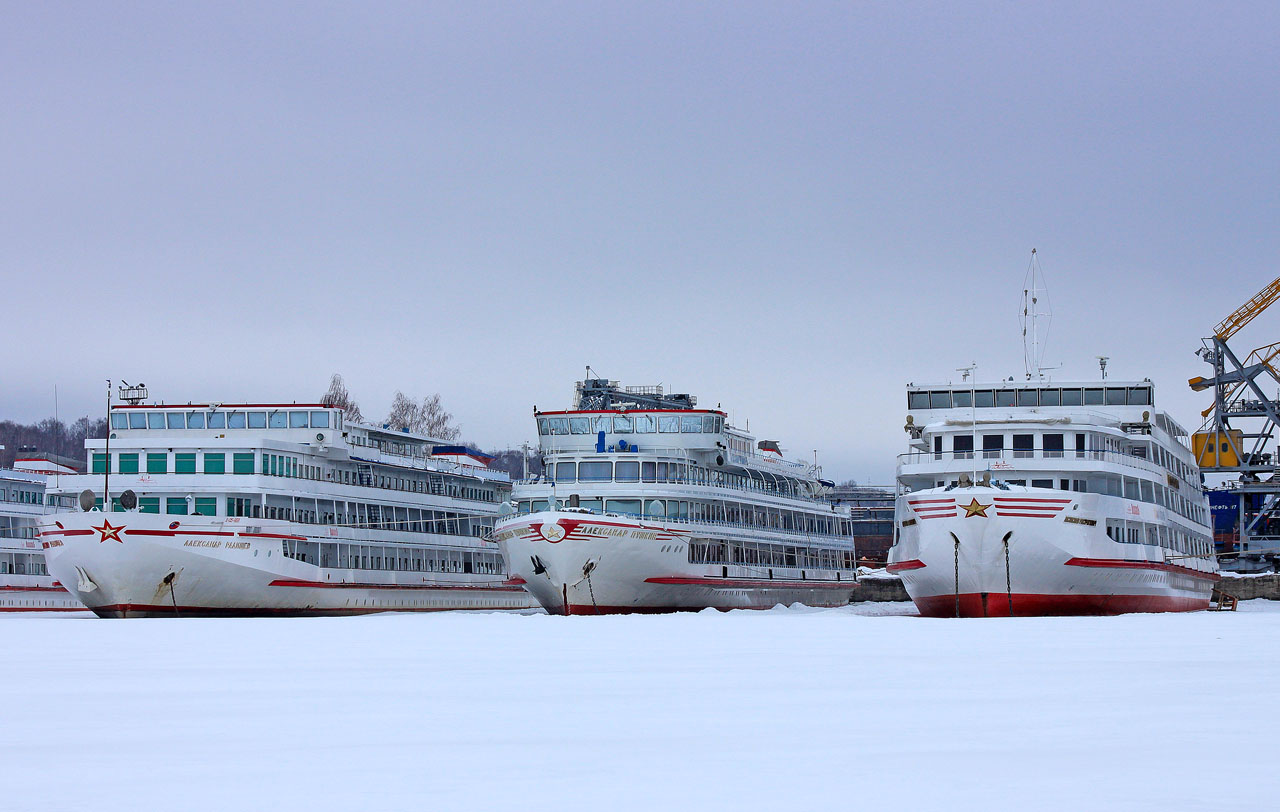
[419,393,460,441]
[321,373,363,423]
[385,390,461,440]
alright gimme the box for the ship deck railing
[536,444,808,472]
[514,475,831,507]
[502,508,852,545]
[898,447,1185,482]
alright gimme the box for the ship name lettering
[183,539,223,548]
[225,541,251,550]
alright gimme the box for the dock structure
[1191,276,1280,569]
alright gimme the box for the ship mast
[1021,248,1052,380]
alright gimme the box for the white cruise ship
[887,378,1219,616]
[492,375,858,614]
[39,395,537,617]
[1,449,85,611]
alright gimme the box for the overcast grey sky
[3,1,1278,483]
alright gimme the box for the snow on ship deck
[4,604,1278,811]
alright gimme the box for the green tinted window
[139,497,160,514]
[233,453,255,474]
[92,453,109,474]
[166,497,189,515]
[204,453,225,474]
[175,453,196,474]
[147,453,167,474]
[118,454,139,474]
[194,497,217,516]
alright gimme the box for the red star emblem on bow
[93,520,126,543]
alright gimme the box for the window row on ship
[111,409,336,431]
[538,413,725,436]
[1103,518,1212,558]
[93,493,493,538]
[277,538,503,575]
[545,458,816,502]
[924,430,1196,482]
[517,497,849,536]
[687,538,855,571]
[909,385,1153,410]
[0,551,47,576]
[88,451,499,503]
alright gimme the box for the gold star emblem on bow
[961,498,991,518]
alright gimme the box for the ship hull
[494,511,857,615]
[889,488,1218,618]
[40,512,537,618]
[0,584,84,612]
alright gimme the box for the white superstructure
[888,379,1220,616]
[40,400,536,617]
[1,450,83,611]
[493,376,858,614]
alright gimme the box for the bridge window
[1040,389,1061,406]
[909,392,929,409]
[681,415,703,432]
[1106,388,1127,406]
[570,417,591,434]
[952,390,972,408]
[613,416,633,433]
[311,411,329,428]
[1017,389,1038,406]
[929,391,951,408]
[167,412,185,429]
[128,412,146,429]
[975,390,995,408]
[147,413,164,429]
[267,411,286,429]
[289,411,310,428]
[703,415,719,432]
[548,417,569,435]
[634,414,655,433]
[1084,388,1105,405]
[208,411,226,429]
[111,413,128,429]
[996,390,1015,407]
[579,461,612,482]
[1128,387,1152,406]
[187,411,205,429]
[248,412,267,429]
[227,412,246,429]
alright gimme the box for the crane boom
[1214,277,1280,340]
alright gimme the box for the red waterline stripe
[886,559,926,573]
[913,591,1210,617]
[36,529,93,537]
[1063,557,1220,581]
[994,512,1061,518]
[644,576,857,590]
[267,579,528,592]
[0,585,72,593]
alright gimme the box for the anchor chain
[1003,535,1013,617]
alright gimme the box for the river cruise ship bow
[493,376,858,614]
[888,379,1219,616]
[39,398,536,617]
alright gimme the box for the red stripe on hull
[85,602,528,619]
[0,606,87,613]
[885,559,926,573]
[913,592,1210,618]
[1064,557,1220,581]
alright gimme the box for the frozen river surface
[3,601,1278,812]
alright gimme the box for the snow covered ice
[4,603,1279,812]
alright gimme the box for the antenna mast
[1021,249,1053,380]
